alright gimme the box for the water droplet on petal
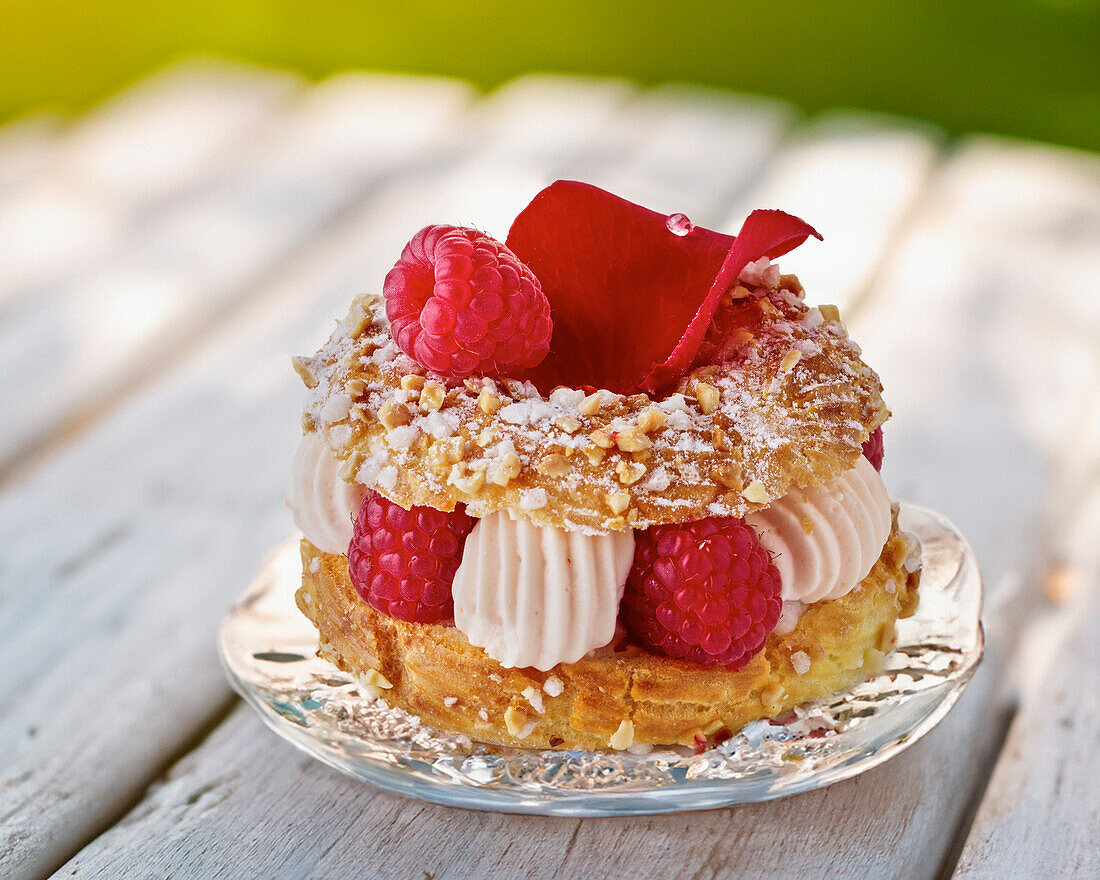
[666,212,694,236]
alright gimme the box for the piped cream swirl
[745,455,891,604]
[287,432,368,555]
[452,511,635,671]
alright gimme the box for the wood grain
[723,112,941,312]
[583,84,796,223]
[44,704,980,880]
[0,60,299,304]
[847,136,1100,879]
[953,498,1100,879]
[0,72,475,479]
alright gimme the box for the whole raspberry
[621,516,782,670]
[383,225,552,378]
[347,490,475,625]
[862,427,884,471]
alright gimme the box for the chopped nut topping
[555,415,581,434]
[616,460,647,485]
[359,667,392,690]
[819,303,841,323]
[584,444,607,465]
[758,298,780,317]
[578,392,602,416]
[609,719,634,750]
[780,350,802,373]
[344,307,370,337]
[762,684,785,707]
[614,426,652,453]
[589,429,614,449]
[604,491,630,514]
[378,399,412,430]
[291,356,318,389]
[710,461,742,490]
[400,374,426,392]
[337,454,362,482]
[449,464,485,495]
[346,378,367,398]
[476,426,498,448]
[537,453,571,478]
[463,378,481,393]
[478,387,502,415]
[780,273,803,293]
[694,381,721,415]
[731,329,756,348]
[521,685,545,714]
[801,516,814,535]
[712,426,729,451]
[489,452,522,486]
[730,284,753,300]
[636,406,667,434]
[432,436,466,466]
[420,380,445,412]
[702,719,728,737]
[504,706,529,738]
[606,515,627,530]
[625,509,639,526]
[742,480,770,504]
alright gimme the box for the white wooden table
[1,59,1097,879]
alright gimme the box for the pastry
[288,181,921,750]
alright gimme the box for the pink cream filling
[288,437,891,667]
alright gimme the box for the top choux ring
[294,181,887,535]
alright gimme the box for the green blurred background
[2,0,1098,150]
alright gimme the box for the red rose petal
[505,180,821,396]
[648,209,822,394]
[506,181,732,394]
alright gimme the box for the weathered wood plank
[945,143,1100,874]
[0,92,473,880]
[43,703,952,880]
[473,73,635,164]
[953,546,1099,878]
[58,59,301,206]
[0,79,793,880]
[0,73,475,479]
[838,136,1100,880]
[723,112,941,312]
[0,114,63,199]
[0,205,414,880]
[0,60,299,302]
[583,84,796,223]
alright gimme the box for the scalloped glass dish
[218,503,982,816]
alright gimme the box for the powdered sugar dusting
[296,264,884,533]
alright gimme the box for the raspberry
[862,427,884,471]
[621,516,782,670]
[347,490,474,625]
[383,225,552,378]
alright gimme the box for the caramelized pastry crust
[295,273,887,535]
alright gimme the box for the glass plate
[218,503,982,816]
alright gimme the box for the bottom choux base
[295,518,920,750]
